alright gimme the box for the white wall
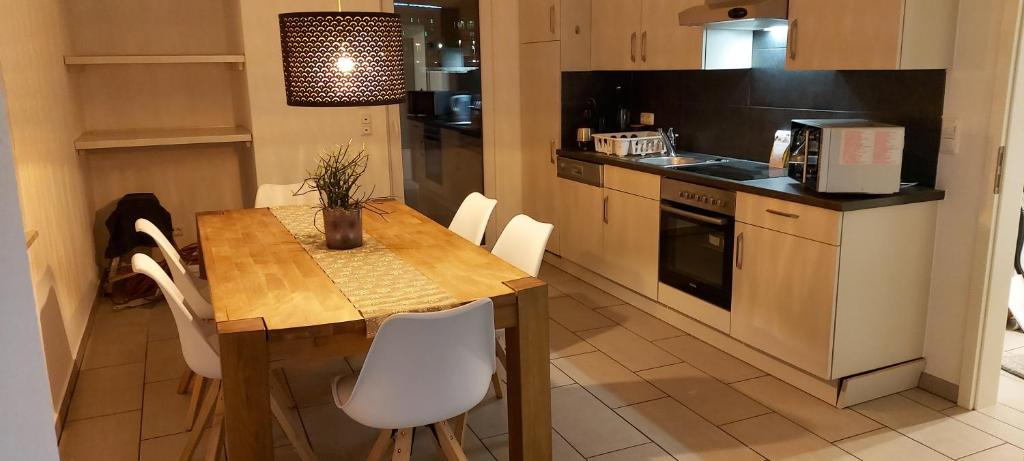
[0,67,62,460]
[924,0,1020,386]
[240,0,396,199]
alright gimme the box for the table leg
[503,278,550,461]
[218,318,273,460]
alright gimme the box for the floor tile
[639,363,769,425]
[577,326,680,372]
[616,398,762,461]
[146,302,178,341]
[550,384,649,458]
[732,375,880,442]
[281,356,353,408]
[82,321,148,370]
[59,411,141,461]
[552,352,664,408]
[999,373,1024,413]
[140,378,193,440]
[655,335,764,384]
[961,444,1024,460]
[550,362,576,388]
[550,320,597,359]
[481,430,584,461]
[549,296,616,332]
[901,388,957,412]
[138,430,219,461]
[468,387,508,439]
[944,406,1024,450]
[833,428,949,461]
[298,403,380,458]
[588,443,674,461]
[722,413,857,461]
[144,338,187,383]
[979,404,1024,431]
[410,425,496,461]
[67,362,145,421]
[549,284,564,298]
[539,263,578,286]
[557,278,623,309]
[1005,330,1024,351]
[853,395,1003,459]
[596,304,685,341]
[93,301,153,328]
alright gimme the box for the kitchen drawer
[604,166,659,200]
[736,192,843,245]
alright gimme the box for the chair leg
[495,338,508,369]
[432,421,468,461]
[493,338,507,399]
[203,394,225,461]
[451,413,468,446]
[392,428,413,461]
[490,373,504,400]
[367,429,393,461]
[177,369,195,395]
[180,379,221,461]
[269,378,317,461]
[270,367,297,409]
[185,375,205,431]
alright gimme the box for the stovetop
[676,160,777,181]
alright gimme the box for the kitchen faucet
[658,128,678,156]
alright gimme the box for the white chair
[255,182,320,208]
[332,299,496,460]
[448,192,497,246]
[132,254,316,461]
[488,214,553,398]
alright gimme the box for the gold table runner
[270,205,459,335]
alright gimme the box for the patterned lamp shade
[279,12,406,107]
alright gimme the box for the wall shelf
[75,126,252,151]
[64,54,245,65]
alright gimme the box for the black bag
[104,193,175,259]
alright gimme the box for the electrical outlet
[640,112,655,126]
[361,114,372,125]
[361,125,372,136]
[940,119,959,155]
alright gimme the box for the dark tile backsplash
[562,35,946,186]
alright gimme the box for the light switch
[940,119,959,156]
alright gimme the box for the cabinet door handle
[549,5,556,35]
[549,140,556,164]
[630,32,637,63]
[787,19,798,60]
[641,31,648,62]
[735,232,744,270]
[603,196,609,224]
[766,209,800,219]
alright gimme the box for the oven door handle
[660,205,728,226]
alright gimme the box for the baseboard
[54,287,102,441]
[918,371,960,403]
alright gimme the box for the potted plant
[299,142,373,250]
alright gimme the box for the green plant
[298,141,373,211]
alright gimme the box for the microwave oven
[788,119,905,194]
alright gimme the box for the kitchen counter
[407,115,482,138]
[558,149,945,212]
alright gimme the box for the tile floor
[59,263,1024,460]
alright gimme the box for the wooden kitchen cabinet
[592,0,702,70]
[602,188,660,299]
[731,222,839,378]
[786,0,958,70]
[557,178,604,271]
[560,0,592,71]
[520,41,561,254]
[521,0,560,43]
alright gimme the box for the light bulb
[336,56,356,73]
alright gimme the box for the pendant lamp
[279,9,405,107]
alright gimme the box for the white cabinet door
[602,189,659,298]
[640,0,703,70]
[560,0,592,71]
[785,0,903,70]
[591,0,642,70]
[731,222,839,378]
[557,178,604,270]
[522,0,560,43]
[520,42,561,254]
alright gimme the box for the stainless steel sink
[637,155,727,167]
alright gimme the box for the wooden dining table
[196,199,551,460]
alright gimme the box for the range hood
[679,0,788,30]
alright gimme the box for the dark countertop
[407,115,482,138]
[558,149,945,212]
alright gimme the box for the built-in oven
[659,178,736,310]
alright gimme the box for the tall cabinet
[521,41,562,254]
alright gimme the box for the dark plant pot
[324,207,363,250]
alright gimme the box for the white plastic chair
[448,192,497,246]
[491,214,554,278]
[332,299,496,459]
[254,182,320,208]
[132,254,316,461]
[134,219,213,320]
